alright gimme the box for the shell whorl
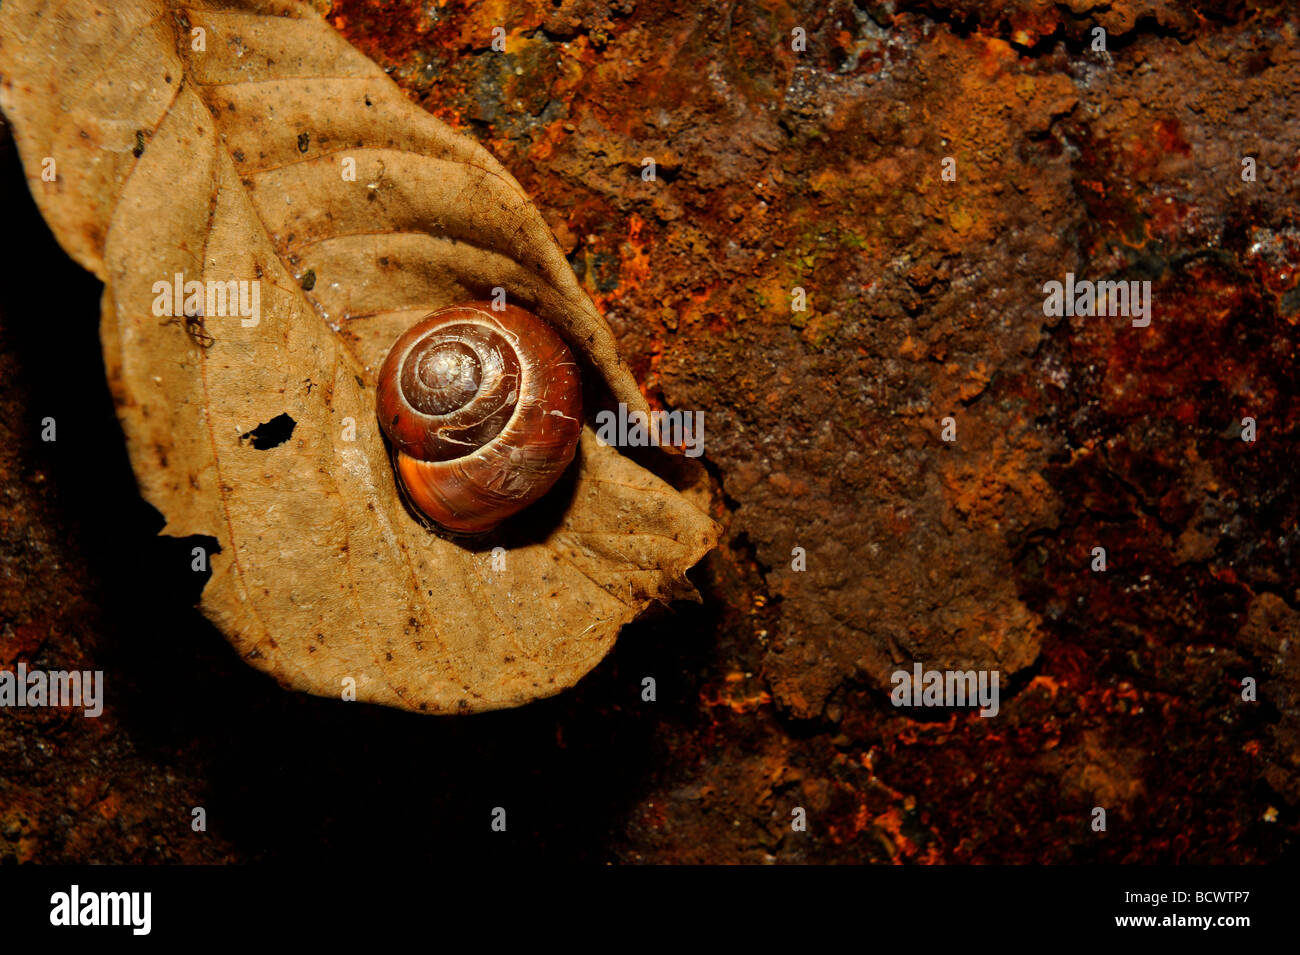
[376,302,583,534]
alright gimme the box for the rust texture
[2,0,1298,863]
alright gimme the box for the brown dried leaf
[0,0,717,713]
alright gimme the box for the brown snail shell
[376,301,583,535]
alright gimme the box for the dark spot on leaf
[300,269,316,291]
[239,412,296,450]
[297,131,310,152]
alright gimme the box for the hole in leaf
[158,534,223,600]
[240,412,296,450]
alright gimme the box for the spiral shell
[376,302,583,534]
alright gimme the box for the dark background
[2,0,1298,863]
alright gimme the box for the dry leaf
[0,0,717,713]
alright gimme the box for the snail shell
[376,301,583,535]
